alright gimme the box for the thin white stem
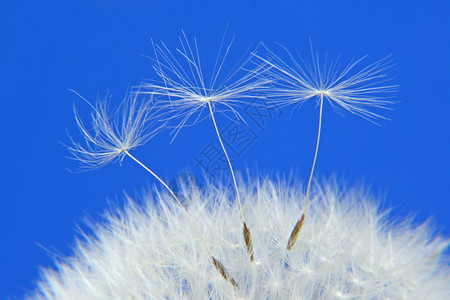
[303,94,324,214]
[207,101,245,223]
[124,150,212,257]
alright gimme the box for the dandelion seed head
[28,176,450,299]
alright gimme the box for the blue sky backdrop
[1,0,449,298]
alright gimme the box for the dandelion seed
[253,43,397,250]
[139,31,271,261]
[67,90,237,287]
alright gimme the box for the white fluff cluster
[29,177,450,299]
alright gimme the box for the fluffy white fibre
[29,177,450,299]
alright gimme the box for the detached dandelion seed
[139,31,271,262]
[67,91,238,287]
[253,43,397,250]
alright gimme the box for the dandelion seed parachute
[138,31,272,262]
[253,43,397,120]
[67,91,163,170]
[66,90,238,287]
[139,31,271,138]
[253,44,398,250]
[28,176,450,299]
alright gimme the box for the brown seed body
[243,222,254,262]
[212,256,238,288]
[287,214,305,250]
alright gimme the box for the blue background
[1,0,449,298]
